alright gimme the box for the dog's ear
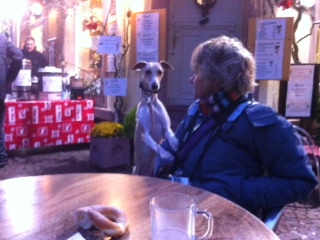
[132,61,147,70]
[159,61,174,71]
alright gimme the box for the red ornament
[278,0,294,10]
[86,22,98,30]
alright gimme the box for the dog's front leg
[137,106,158,152]
[164,129,179,151]
[156,101,179,151]
[138,106,175,161]
[141,132,175,161]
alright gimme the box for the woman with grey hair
[190,36,257,96]
[155,35,317,216]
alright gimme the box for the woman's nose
[189,74,195,84]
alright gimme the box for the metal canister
[22,59,32,70]
[31,76,39,95]
[11,59,32,100]
[37,67,63,100]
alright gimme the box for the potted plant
[89,121,131,169]
[90,107,137,169]
[122,107,137,163]
[122,107,136,137]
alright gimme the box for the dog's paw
[168,135,179,151]
[158,146,175,161]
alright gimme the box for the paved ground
[1,146,320,240]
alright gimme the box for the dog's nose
[151,83,159,90]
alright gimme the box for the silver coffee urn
[11,59,33,101]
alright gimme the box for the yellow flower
[91,122,124,138]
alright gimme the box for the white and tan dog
[132,61,178,176]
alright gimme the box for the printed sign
[97,36,122,54]
[103,78,127,96]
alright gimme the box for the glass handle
[196,209,213,239]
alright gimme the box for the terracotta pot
[90,137,131,168]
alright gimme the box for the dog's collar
[139,82,160,94]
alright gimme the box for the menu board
[255,19,286,80]
[247,18,294,81]
[130,9,167,64]
[136,12,159,62]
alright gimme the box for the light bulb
[31,2,43,17]
[300,0,316,8]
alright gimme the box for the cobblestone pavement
[0,146,131,180]
[1,147,320,240]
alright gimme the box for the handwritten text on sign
[103,78,127,96]
[97,36,122,55]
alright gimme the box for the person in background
[22,36,48,77]
[0,34,23,167]
[155,35,318,216]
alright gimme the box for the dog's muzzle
[139,82,160,94]
[151,83,159,91]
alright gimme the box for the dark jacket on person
[0,34,23,99]
[159,99,318,215]
[22,48,48,77]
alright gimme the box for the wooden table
[0,173,279,240]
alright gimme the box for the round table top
[0,173,279,240]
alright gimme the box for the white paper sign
[136,12,159,62]
[107,55,116,72]
[137,31,159,51]
[255,40,284,60]
[13,69,31,86]
[255,18,287,80]
[97,36,122,54]
[257,19,286,39]
[285,65,315,117]
[137,12,159,33]
[137,51,159,63]
[43,76,62,92]
[103,78,127,96]
[256,59,283,80]
[91,37,99,51]
[107,21,118,36]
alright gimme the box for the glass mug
[150,192,213,240]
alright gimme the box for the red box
[31,101,55,124]
[4,100,95,151]
[5,102,32,125]
[5,124,31,138]
[60,122,93,144]
[29,123,58,148]
[51,100,94,122]
[4,124,32,150]
[30,123,50,138]
[5,138,32,151]
[69,100,94,122]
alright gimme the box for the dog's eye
[145,70,151,75]
[157,70,163,76]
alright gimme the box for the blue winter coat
[162,100,318,214]
[0,34,23,99]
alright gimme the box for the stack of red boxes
[4,100,95,151]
